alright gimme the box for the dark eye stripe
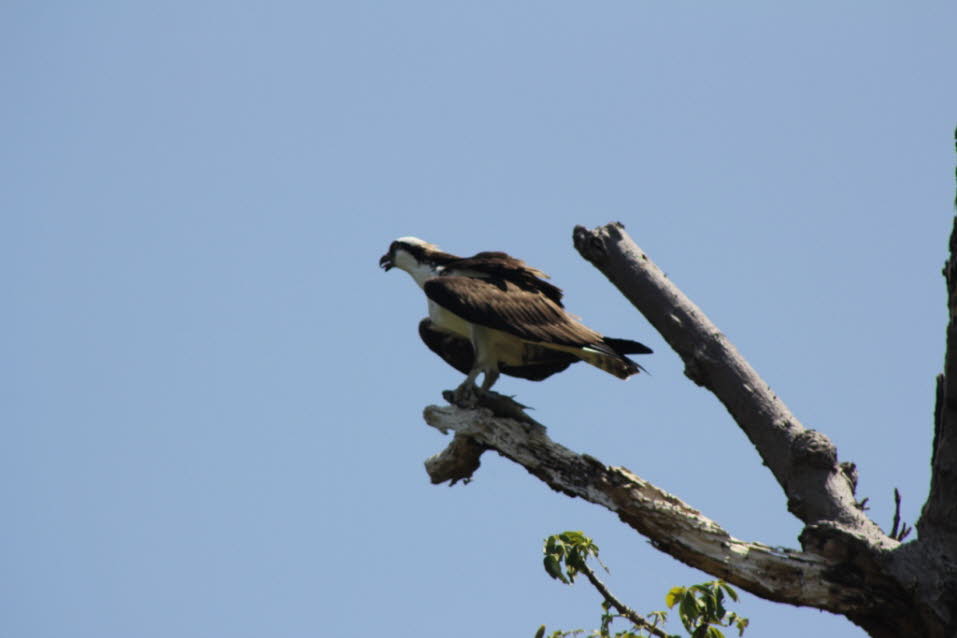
[398,241,426,260]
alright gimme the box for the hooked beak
[379,253,393,271]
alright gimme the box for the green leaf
[546,539,566,559]
[735,617,749,636]
[698,588,717,621]
[544,555,567,583]
[544,535,568,560]
[665,586,685,608]
[719,582,739,602]
[567,550,588,571]
[715,599,727,621]
[545,536,558,554]
[559,531,588,545]
[679,591,702,622]
[534,625,546,638]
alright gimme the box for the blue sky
[3,3,955,637]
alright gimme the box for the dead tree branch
[571,223,889,545]
[424,402,882,613]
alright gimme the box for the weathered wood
[424,404,867,612]
[572,223,889,544]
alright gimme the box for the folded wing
[418,318,575,381]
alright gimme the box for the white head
[379,236,451,288]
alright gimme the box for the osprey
[379,237,652,394]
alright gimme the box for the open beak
[379,253,393,271]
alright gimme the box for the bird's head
[379,237,450,288]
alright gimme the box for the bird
[379,237,652,396]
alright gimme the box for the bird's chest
[427,299,472,338]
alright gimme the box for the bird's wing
[417,318,473,375]
[423,275,606,349]
[418,318,576,381]
[446,252,564,306]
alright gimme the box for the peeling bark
[424,403,852,611]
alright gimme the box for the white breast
[427,299,472,338]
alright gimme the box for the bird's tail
[603,336,653,356]
[535,337,650,380]
[578,344,643,379]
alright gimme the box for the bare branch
[422,403,885,614]
[577,562,670,638]
[572,223,890,545]
[890,488,912,542]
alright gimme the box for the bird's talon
[451,384,481,407]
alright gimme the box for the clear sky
[3,2,955,637]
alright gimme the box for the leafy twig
[582,567,671,638]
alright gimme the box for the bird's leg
[462,367,481,388]
[451,324,501,406]
[452,365,499,407]
[480,368,500,392]
[452,367,482,406]
[452,381,479,406]
[469,324,500,393]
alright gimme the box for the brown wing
[446,252,564,306]
[423,276,609,350]
[418,318,575,381]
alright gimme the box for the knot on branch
[791,429,837,469]
[683,351,709,386]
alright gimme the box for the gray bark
[421,221,957,637]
